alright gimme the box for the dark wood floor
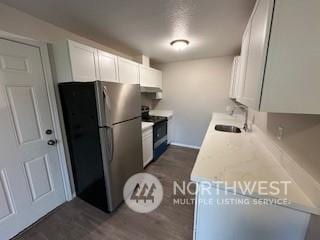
[14,146,198,240]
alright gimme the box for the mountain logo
[123,173,163,213]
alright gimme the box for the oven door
[153,120,168,148]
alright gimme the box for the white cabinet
[97,50,118,82]
[68,40,99,82]
[142,127,153,167]
[140,65,162,90]
[238,0,320,114]
[155,69,162,89]
[238,22,251,102]
[238,0,273,109]
[118,57,140,84]
[53,40,139,85]
[229,56,241,99]
[193,183,310,240]
[260,0,320,113]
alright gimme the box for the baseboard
[171,142,201,150]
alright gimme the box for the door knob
[45,129,53,135]
[47,139,57,146]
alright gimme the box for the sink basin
[215,124,241,133]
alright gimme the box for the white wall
[252,110,320,184]
[154,57,234,147]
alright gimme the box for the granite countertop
[141,122,153,131]
[149,110,174,118]
[191,113,319,215]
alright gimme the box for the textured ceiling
[1,0,256,63]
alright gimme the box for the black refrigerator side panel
[59,83,108,212]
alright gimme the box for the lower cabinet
[142,127,153,167]
[193,183,310,240]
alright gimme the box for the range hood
[140,86,162,93]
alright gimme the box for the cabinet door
[237,22,251,102]
[155,69,162,89]
[118,57,139,84]
[194,184,310,240]
[140,66,162,89]
[234,57,242,99]
[229,57,239,99]
[261,0,320,114]
[140,65,153,87]
[238,0,274,109]
[142,129,153,167]
[68,40,99,82]
[97,50,118,83]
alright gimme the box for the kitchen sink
[214,124,241,133]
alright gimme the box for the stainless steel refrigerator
[59,81,143,212]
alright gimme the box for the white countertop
[191,113,318,215]
[149,110,173,118]
[141,122,153,131]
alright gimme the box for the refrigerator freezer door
[95,81,141,126]
[99,117,143,211]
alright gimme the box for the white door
[118,57,139,84]
[0,39,66,239]
[68,40,99,82]
[97,50,118,82]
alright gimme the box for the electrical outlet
[277,126,284,140]
[251,115,255,125]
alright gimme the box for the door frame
[0,30,72,201]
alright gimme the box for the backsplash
[252,110,320,184]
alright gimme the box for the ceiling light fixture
[170,39,189,51]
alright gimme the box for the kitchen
[0,0,320,239]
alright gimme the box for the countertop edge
[141,122,154,131]
[149,110,174,118]
[191,175,320,216]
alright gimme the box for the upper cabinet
[53,40,162,90]
[140,65,162,90]
[238,0,320,114]
[229,56,241,99]
[68,40,99,82]
[238,0,273,109]
[238,22,251,102]
[117,57,140,84]
[97,50,118,83]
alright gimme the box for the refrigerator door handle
[107,127,114,163]
[102,86,112,127]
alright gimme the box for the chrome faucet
[242,106,249,132]
[231,104,249,132]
